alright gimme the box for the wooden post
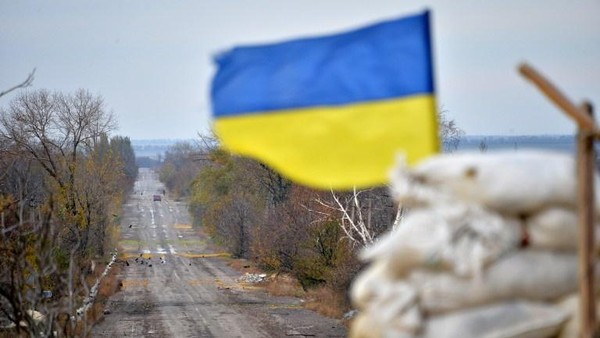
[578,102,597,338]
[519,63,598,338]
[519,64,597,132]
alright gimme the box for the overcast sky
[1,1,598,139]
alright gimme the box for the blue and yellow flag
[211,10,439,190]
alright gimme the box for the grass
[304,286,347,319]
[165,238,207,246]
[262,274,349,319]
[224,257,347,319]
[177,252,231,258]
[118,239,141,249]
[265,274,306,298]
[120,278,149,289]
[173,223,192,229]
[120,253,153,260]
[60,262,124,337]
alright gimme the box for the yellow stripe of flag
[215,95,438,189]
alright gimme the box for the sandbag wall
[350,150,600,338]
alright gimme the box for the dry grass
[264,274,347,319]
[173,223,192,229]
[98,264,123,299]
[304,286,346,319]
[225,259,347,320]
[0,328,26,338]
[178,252,231,259]
[65,262,123,336]
[265,274,305,298]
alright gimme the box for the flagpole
[518,63,597,338]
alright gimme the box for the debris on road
[237,273,268,284]
[343,310,358,321]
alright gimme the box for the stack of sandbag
[350,150,600,338]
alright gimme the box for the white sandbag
[421,301,569,338]
[350,306,421,338]
[409,250,585,314]
[556,294,579,338]
[360,204,522,278]
[350,276,423,337]
[526,207,578,250]
[368,283,422,334]
[360,210,451,278]
[388,155,455,208]
[556,293,600,338]
[350,313,414,338]
[351,301,569,338]
[351,260,390,310]
[526,207,600,251]
[390,150,600,215]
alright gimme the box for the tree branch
[0,69,36,99]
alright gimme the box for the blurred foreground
[351,150,597,338]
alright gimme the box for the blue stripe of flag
[212,10,433,117]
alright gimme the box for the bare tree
[0,89,115,220]
[213,193,259,258]
[159,142,203,198]
[315,188,398,248]
[439,109,465,152]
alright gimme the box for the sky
[1,1,599,140]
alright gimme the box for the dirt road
[92,168,347,337]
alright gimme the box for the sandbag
[390,150,600,215]
[526,207,600,251]
[421,301,569,338]
[409,250,585,314]
[388,154,455,208]
[556,293,600,338]
[350,313,413,338]
[556,294,579,338]
[351,301,568,338]
[360,204,521,278]
[350,276,423,337]
[351,261,390,310]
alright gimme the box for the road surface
[92,168,347,337]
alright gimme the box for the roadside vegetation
[0,88,137,337]
[159,111,464,318]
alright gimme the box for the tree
[159,141,205,198]
[314,187,399,248]
[439,109,465,152]
[0,89,116,251]
[110,136,138,188]
[0,89,133,336]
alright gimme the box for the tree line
[0,89,137,336]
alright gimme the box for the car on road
[153,195,162,202]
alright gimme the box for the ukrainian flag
[211,10,439,190]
